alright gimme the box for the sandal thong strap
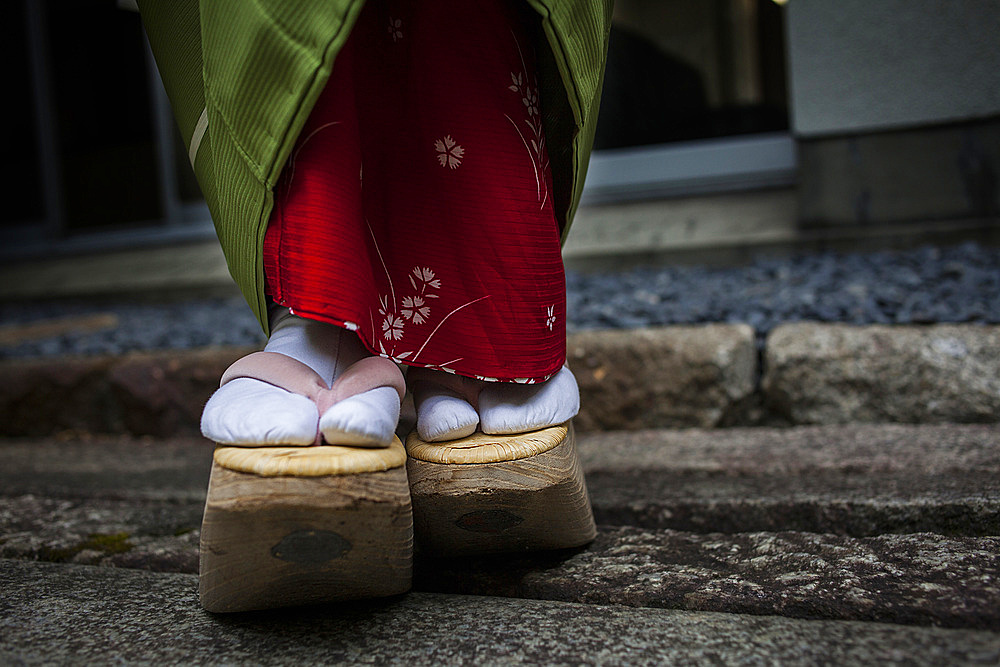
[323,356,406,414]
[221,351,406,415]
[220,351,327,402]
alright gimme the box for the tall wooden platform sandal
[404,422,596,556]
[199,354,412,613]
[200,443,412,612]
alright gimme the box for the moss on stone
[38,532,134,563]
[80,532,133,555]
[38,545,79,563]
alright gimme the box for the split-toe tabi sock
[409,368,481,442]
[201,377,320,445]
[411,366,580,440]
[478,366,580,435]
[320,386,401,447]
[265,306,366,384]
[200,307,402,446]
[413,384,480,442]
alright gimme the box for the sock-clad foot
[320,386,401,447]
[200,307,401,447]
[201,378,319,445]
[479,366,579,434]
[409,368,482,442]
[411,380,480,442]
[411,366,579,441]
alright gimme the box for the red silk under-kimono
[263,0,566,384]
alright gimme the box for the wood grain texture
[407,423,596,556]
[199,461,412,612]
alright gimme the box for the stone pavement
[1,424,998,663]
[5,561,998,665]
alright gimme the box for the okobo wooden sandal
[404,422,595,556]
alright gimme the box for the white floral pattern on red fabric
[434,136,465,169]
[366,221,491,369]
[381,314,405,340]
[387,16,403,42]
[264,2,566,385]
[401,295,430,324]
[505,33,550,210]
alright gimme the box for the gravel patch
[568,242,1000,344]
[0,298,264,359]
[2,242,998,359]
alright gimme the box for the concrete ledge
[0,325,760,437]
[2,324,1000,437]
[0,346,254,437]
[0,241,238,302]
[569,325,757,430]
[764,323,1000,424]
[4,560,999,664]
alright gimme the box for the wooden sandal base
[405,423,596,556]
[199,443,412,612]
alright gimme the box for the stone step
[3,424,996,537]
[763,323,1000,425]
[3,559,998,665]
[0,436,211,574]
[3,323,1000,438]
[415,526,1000,630]
[4,493,997,629]
[2,424,997,629]
[4,496,995,630]
[0,436,212,500]
[578,424,1000,536]
[0,494,203,573]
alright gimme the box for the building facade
[5,0,998,265]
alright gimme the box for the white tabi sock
[201,307,384,446]
[478,366,580,435]
[200,377,320,445]
[412,383,479,442]
[265,306,366,386]
[320,386,401,447]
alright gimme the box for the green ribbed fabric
[139,0,611,334]
[137,0,204,141]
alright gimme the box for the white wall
[787,0,1000,137]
